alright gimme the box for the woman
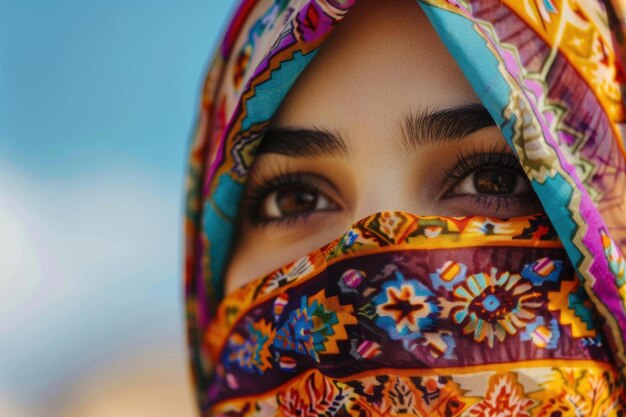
[185,0,626,415]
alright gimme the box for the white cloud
[0,160,188,405]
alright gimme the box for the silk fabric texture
[185,0,626,415]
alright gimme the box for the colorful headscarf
[185,0,626,415]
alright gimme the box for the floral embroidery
[469,374,534,417]
[226,319,275,374]
[205,215,623,414]
[531,368,624,417]
[274,290,356,361]
[276,371,349,417]
[373,272,441,344]
[448,269,540,347]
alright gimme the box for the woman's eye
[451,167,532,196]
[242,172,343,225]
[441,151,543,216]
[260,185,338,219]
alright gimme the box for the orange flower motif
[470,373,534,417]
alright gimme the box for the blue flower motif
[373,272,441,345]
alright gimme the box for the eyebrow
[257,127,348,157]
[400,103,496,151]
[257,104,495,158]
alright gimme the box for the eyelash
[441,143,532,212]
[241,171,334,227]
[441,142,521,188]
[241,143,531,226]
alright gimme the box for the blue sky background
[0,0,236,412]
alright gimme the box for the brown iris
[473,168,517,194]
[274,186,319,216]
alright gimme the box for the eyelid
[241,171,343,226]
[440,145,525,192]
[261,186,339,220]
[446,169,532,198]
[437,145,541,216]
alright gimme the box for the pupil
[276,187,317,215]
[473,169,517,194]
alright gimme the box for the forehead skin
[271,0,480,137]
